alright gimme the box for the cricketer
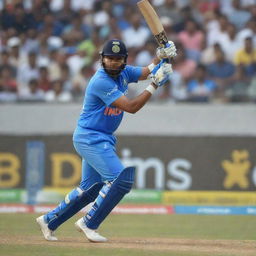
[36,38,176,242]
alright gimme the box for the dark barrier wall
[1,135,256,191]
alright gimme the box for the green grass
[0,213,256,256]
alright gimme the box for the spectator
[0,66,17,102]
[207,47,235,92]
[104,16,122,40]
[206,13,230,46]
[116,3,134,30]
[37,66,51,92]
[22,28,40,54]
[225,66,250,102]
[0,50,16,76]
[62,12,89,38]
[112,0,126,21]
[45,79,72,102]
[194,0,219,14]
[200,42,220,65]
[121,14,150,49]
[1,3,36,33]
[177,18,205,61]
[70,0,95,12]
[47,49,63,81]
[60,63,72,92]
[237,19,256,48]
[176,5,204,32]
[71,65,94,101]
[18,79,45,102]
[135,40,156,67]
[17,51,39,95]
[77,31,101,67]
[160,16,178,42]
[52,0,73,26]
[158,70,188,102]
[172,43,197,81]
[92,1,110,28]
[7,36,27,69]
[157,0,183,32]
[221,0,255,14]
[228,0,251,30]
[38,13,64,37]
[234,36,256,76]
[66,48,87,77]
[187,64,217,102]
[217,23,241,63]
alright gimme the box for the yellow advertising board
[163,191,256,206]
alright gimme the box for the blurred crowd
[0,0,255,104]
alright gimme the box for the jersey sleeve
[93,79,123,106]
[124,65,143,83]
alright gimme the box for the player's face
[103,56,125,70]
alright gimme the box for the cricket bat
[137,0,168,48]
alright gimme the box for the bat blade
[137,0,168,47]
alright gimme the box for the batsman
[36,38,177,242]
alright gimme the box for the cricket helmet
[100,39,128,77]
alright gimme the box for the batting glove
[150,59,173,87]
[156,41,177,59]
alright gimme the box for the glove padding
[150,59,173,87]
[156,41,177,59]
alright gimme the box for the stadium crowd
[0,0,255,103]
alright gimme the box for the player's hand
[150,59,173,86]
[156,41,177,59]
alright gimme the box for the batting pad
[85,166,135,229]
[47,182,104,231]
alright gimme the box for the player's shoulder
[89,69,116,89]
[90,69,110,83]
[122,65,137,74]
[123,65,134,71]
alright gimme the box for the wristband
[147,63,156,73]
[145,84,157,95]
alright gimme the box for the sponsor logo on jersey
[104,107,123,116]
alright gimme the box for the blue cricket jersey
[73,65,142,145]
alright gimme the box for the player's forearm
[127,84,157,114]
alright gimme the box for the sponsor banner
[0,189,24,203]
[0,204,33,213]
[0,204,173,215]
[121,190,162,203]
[2,188,256,207]
[163,191,256,206]
[112,205,173,214]
[37,189,162,204]
[174,206,256,215]
[2,204,256,215]
[1,135,256,191]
